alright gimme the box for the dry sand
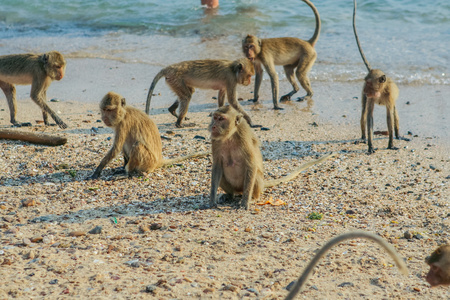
[0,58,449,299]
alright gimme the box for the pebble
[88,226,102,234]
[150,223,162,230]
[68,231,86,237]
[338,282,355,288]
[22,199,36,207]
[404,231,413,240]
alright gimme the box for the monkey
[90,92,208,180]
[353,0,404,154]
[145,58,256,128]
[425,244,450,287]
[0,129,67,146]
[0,51,68,129]
[285,231,408,299]
[242,0,320,109]
[208,105,336,210]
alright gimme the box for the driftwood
[0,129,67,146]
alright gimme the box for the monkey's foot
[387,146,399,151]
[297,95,312,102]
[280,95,292,102]
[247,98,259,103]
[112,167,126,175]
[273,106,284,110]
[367,147,376,154]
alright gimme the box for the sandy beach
[0,57,449,299]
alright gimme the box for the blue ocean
[1,0,448,85]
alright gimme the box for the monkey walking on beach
[353,0,408,154]
[90,92,208,180]
[285,231,408,299]
[208,105,335,210]
[0,51,68,129]
[145,58,257,128]
[425,244,450,287]
[242,0,321,109]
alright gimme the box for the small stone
[260,127,270,131]
[139,225,150,233]
[49,279,58,284]
[150,223,162,230]
[338,282,354,288]
[194,135,206,140]
[222,284,237,292]
[203,288,214,293]
[145,285,157,294]
[22,199,36,207]
[2,258,13,265]
[50,98,60,102]
[404,231,413,239]
[413,233,424,240]
[30,236,43,243]
[244,227,252,232]
[88,226,102,234]
[68,231,86,237]
[285,281,296,291]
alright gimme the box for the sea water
[1,0,448,85]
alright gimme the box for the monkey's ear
[121,97,126,106]
[41,54,49,64]
[235,114,243,125]
[379,75,386,83]
[237,63,243,72]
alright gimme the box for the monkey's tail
[161,151,210,167]
[353,0,372,72]
[264,152,336,188]
[285,231,408,300]
[303,0,321,47]
[145,69,166,115]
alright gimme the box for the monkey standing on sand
[353,0,406,154]
[145,58,256,128]
[242,0,321,109]
[208,105,335,210]
[0,51,68,128]
[90,92,208,180]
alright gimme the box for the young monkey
[208,105,335,209]
[90,92,208,179]
[425,244,450,287]
[242,0,321,109]
[353,0,405,154]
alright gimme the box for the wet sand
[0,58,449,299]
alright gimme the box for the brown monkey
[0,51,67,129]
[353,0,403,154]
[145,58,256,128]
[0,129,67,146]
[285,231,408,299]
[242,0,320,109]
[90,92,208,179]
[425,244,450,287]
[209,105,335,209]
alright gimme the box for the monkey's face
[363,69,386,98]
[209,112,229,139]
[242,35,260,61]
[43,51,66,81]
[101,106,117,127]
[239,63,254,86]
